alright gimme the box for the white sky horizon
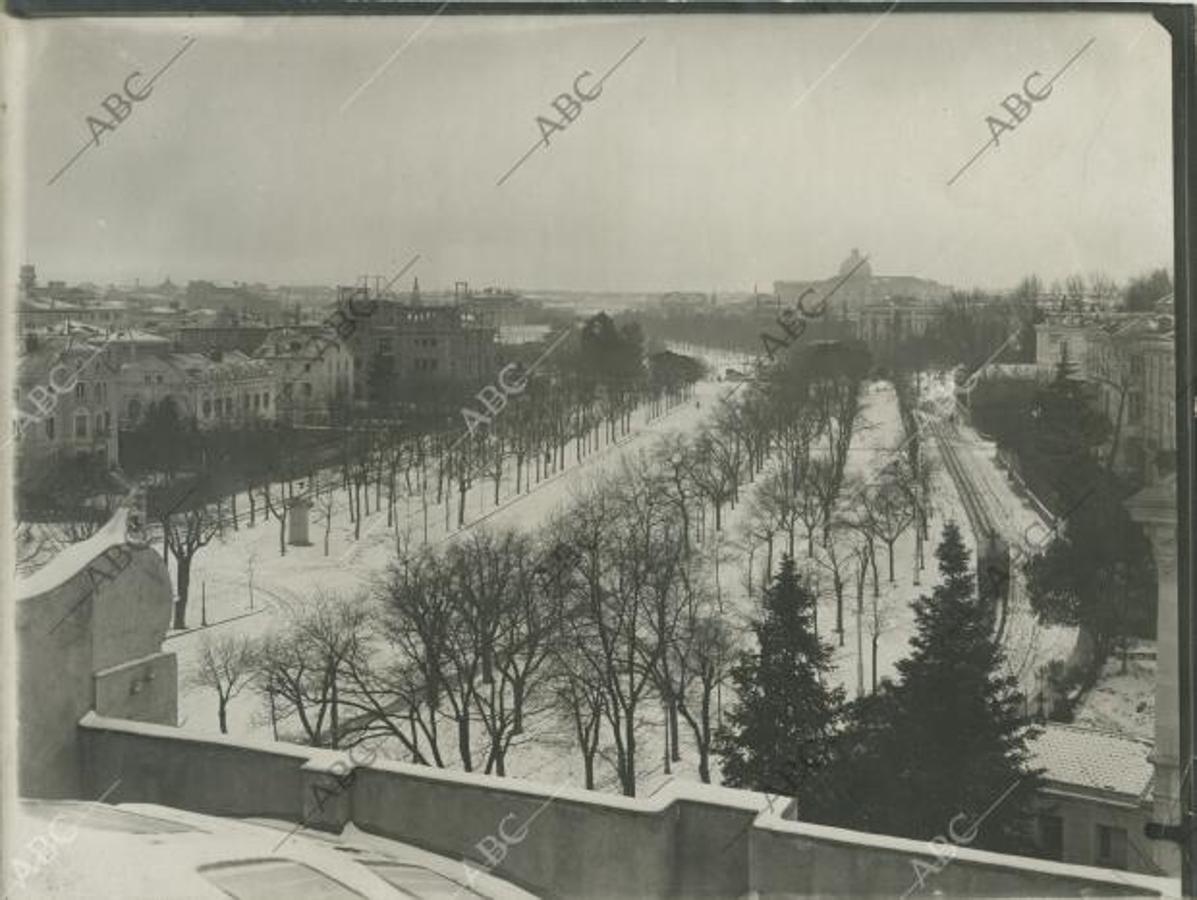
[10,11,1176,294]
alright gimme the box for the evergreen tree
[808,524,1041,853]
[716,555,844,803]
[1025,486,1155,675]
[1028,355,1109,502]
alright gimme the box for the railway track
[928,418,999,546]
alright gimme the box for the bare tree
[189,634,256,733]
[162,500,224,629]
[674,573,735,784]
[376,547,455,767]
[557,465,660,796]
[254,592,371,747]
[688,427,742,532]
[315,483,336,557]
[866,474,914,584]
[812,529,854,647]
[261,480,288,558]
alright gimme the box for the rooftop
[1030,723,1154,799]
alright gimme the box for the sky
[10,10,1175,294]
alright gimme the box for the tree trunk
[174,556,192,629]
[699,687,713,783]
[871,633,879,693]
[623,714,637,797]
[583,748,595,789]
[218,696,228,734]
[458,714,473,772]
[669,697,681,763]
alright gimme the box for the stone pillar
[288,497,312,546]
[1125,474,1180,876]
[298,753,354,834]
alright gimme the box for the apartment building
[14,334,121,467]
[118,351,277,430]
[254,325,354,425]
[341,298,497,406]
[1085,314,1176,482]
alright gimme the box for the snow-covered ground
[164,357,1080,795]
[172,386,719,738]
[1073,649,1156,740]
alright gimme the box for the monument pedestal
[288,497,312,546]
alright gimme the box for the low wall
[78,715,1171,899]
[82,714,307,821]
[750,818,1164,898]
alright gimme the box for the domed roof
[839,248,872,280]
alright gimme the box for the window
[75,382,86,400]
[203,399,212,417]
[1129,393,1144,423]
[104,411,111,432]
[253,394,260,410]
[263,392,271,408]
[95,414,103,434]
[94,383,103,401]
[45,418,55,440]
[303,383,313,398]
[199,860,364,900]
[74,414,87,438]
[1096,825,1127,869]
[157,375,164,384]
[144,375,152,385]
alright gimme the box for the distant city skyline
[16,12,1174,294]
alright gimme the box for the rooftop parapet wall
[79,714,1172,899]
[18,511,176,798]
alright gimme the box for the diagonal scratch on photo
[5,6,1189,899]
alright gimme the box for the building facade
[1029,724,1159,876]
[857,297,945,348]
[776,249,952,322]
[118,351,277,430]
[1085,315,1176,482]
[1035,314,1098,377]
[15,335,121,468]
[342,299,497,406]
[254,326,354,425]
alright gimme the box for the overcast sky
[12,10,1174,294]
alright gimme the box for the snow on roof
[16,510,140,600]
[108,329,172,343]
[1029,723,1154,798]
